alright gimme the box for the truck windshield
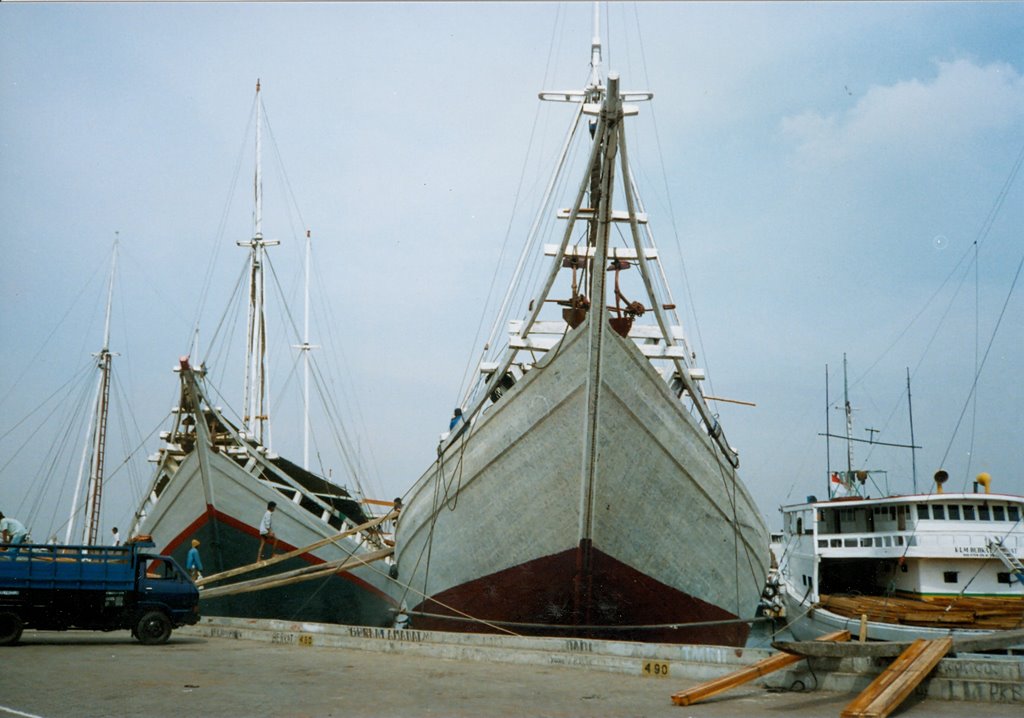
[143,558,182,581]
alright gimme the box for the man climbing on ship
[257,501,277,561]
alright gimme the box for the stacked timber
[819,593,1024,631]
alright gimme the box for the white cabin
[779,491,1024,602]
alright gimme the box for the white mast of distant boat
[821,354,922,497]
[238,79,279,447]
[293,229,318,470]
[65,234,119,545]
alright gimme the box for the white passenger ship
[774,472,1024,643]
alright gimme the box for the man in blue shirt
[186,539,204,581]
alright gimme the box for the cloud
[782,59,1024,167]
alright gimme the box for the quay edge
[181,616,1023,706]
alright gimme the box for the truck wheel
[135,611,172,645]
[0,612,24,646]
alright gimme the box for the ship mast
[293,229,318,470]
[907,367,918,493]
[66,234,119,545]
[238,79,279,446]
[588,1,602,98]
[843,353,855,483]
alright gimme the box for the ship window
[932,505,946,520]
[1009,507,1021,522]
[884,537,892,547]
[844,538,857,547]
[979,505,990,521]
[830,539,842,547]
[901,563,908,573]
[896,536,904,546]
[796,517,803,534]
[993,506,1005,521]
[861,538,873,547]
[997,572,1012,585]
[963,506,976,520]
[916,504,929,519]
[889,507,897,519]
[948,505,961,520]
[943,571,958,584]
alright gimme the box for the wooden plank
[840,637,952,718]
[508,319,684,340]
[670,630,850,706]
[199,546,393,600]
[552,207,649,224]
[543,243,657,259]
[816,592,1024,631]
[196,510,396,587]
[901,611,974,624]
[509,333,688,359]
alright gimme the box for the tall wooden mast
[66,234,119,545]
[238,79,279,446]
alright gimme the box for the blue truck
[0,539,199,646]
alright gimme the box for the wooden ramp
[670,630,850,706]
[840,637,952,718]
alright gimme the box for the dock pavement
[0,617,1020,717]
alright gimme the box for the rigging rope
[188,93,257,355]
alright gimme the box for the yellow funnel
[976,472,991,493]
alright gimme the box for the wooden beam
[196,510,396,587]
[200,546,393,600]
[670,630,850,706]
[840,637,952,718]
[509,333,688,359]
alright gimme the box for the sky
[1,1,1023,543]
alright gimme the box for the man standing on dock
[257,501,277,561]
[187,539,204,581]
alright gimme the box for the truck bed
[0,545,135,591]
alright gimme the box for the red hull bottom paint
[413,543,748,646]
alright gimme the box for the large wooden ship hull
[396,320,769,645]
[133,363,398,626]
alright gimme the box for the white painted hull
[395,320,769,645]
[137,444,398,624]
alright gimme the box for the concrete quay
[185,616,1023,704]
[0,617,1019,717]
